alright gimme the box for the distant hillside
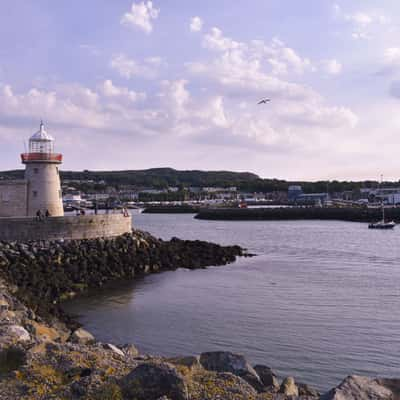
[0,167,391,193]
[0,168,260,189]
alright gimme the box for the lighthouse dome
[28,121,55,153]
[30,121,54,142]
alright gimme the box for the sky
[1,0,400,180]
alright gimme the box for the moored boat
[368,175,395,229]
[368,220,395,229]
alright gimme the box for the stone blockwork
[0,180,27,217]
[0,214,132,241]
[25,162,64,217]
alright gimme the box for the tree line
[0,168,397,194]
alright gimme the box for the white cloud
[333,4,390,40]
[0,26,358,169]
[202,27,242,52]
[201,29,312,76]
[159,79,190,120]
[384,48,400,67]
[101,80,146,102]
[0,74,359,174]
[321,59,342,75]
[0,84,106,129]
[351,31,369,40]
[190,16,203,32]
[274,42,313,75]
[187,29,316,100]
[110,54,158,79]
[186,27,357,147]
[144,56,164,66]
[121,1,159,34]
[345,12,373,26]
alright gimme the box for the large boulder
[322,375,400,400]
[298,382,320,398]
[29,321,61,343]
[167,356,202,373]
[192,371,257,400]
[121,343,140,357]
[254,364,280,390]
[0,346,27,374]
[70,328,95,345]
[279,377,299,397]
[7,325,31,343]
[199,351,264,391]
[121,362,189,400]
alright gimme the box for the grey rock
[279,376,299,397]
[70,328,95,344]
[0,296,9,311]
[121,343,140,357]
[121,362,189,400]
[254,364,280,390]
[0,346,27,374]
[167,355,201,372]
[210,372,258,399]
[7,325,31,343]
[103,343,125,357]
[70,380,87,397]
[322,375,400,400]
[298,382,320,398]
[199,351,264,392]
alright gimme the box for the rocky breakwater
[0,230,245,319]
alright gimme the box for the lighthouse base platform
[0,214,132,242]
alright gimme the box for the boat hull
[368,222,395,229]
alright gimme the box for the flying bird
[257,98,271,104]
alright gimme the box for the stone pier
[0,214,132,241]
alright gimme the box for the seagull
[257,98,271,104]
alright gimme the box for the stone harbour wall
[0,180,27,218]
[0,213,132,241]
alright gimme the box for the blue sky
[1,1,400,180]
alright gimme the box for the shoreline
[0,231,398,399]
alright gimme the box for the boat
[368,176,395,229]
[368,219,395,229]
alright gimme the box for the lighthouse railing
[20,153,63,162]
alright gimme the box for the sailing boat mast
[381,174,385,223]
[368,174,395,229]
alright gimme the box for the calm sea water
[63,213,400,391]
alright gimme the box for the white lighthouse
[21,122,64,217]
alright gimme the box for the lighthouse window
[32,191,37,198]
[34,168,38,174]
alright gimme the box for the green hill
[0,167,391,193]
[0,168,260,189]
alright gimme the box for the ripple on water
[62,215,400,391]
